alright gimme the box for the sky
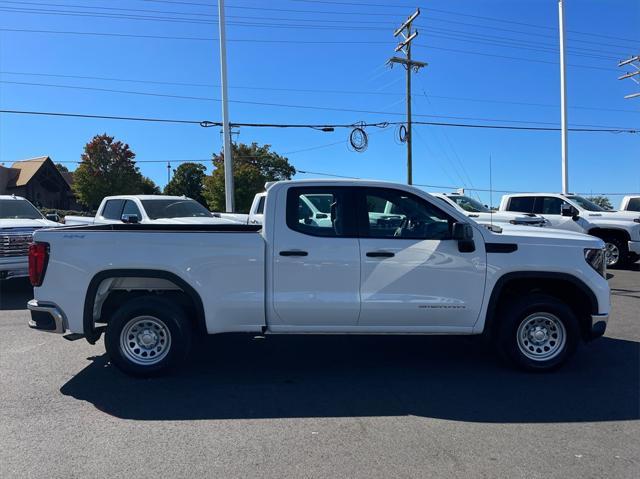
[0,0,638,207]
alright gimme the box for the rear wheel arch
[484,272,598,341]
[83,269,206,344]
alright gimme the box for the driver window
[534,197,564,215]
[363,189,453,240]
[122,200,142,218]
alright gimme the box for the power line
[2,0,633,53]
[0,4,631,59]
[1,109,637,133]
[4,80,638,129]
[0,28,620,72]
[288,0,639,43]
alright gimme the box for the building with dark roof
[0,156,77,209]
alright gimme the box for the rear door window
[507,197,535,213]
[286,187,356,237]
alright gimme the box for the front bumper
[27,299,67,334]
[628,240,640,255]
[589,312,609,340]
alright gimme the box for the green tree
[55,162,69,173]
[164,162,207,205]
[204,142,295,212]
[586,195,613,210]
[140,176,161,195]
[73,134,144,209]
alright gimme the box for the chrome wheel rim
[516,312,566,362]
[120,316,171,366]
[604,242,620,266]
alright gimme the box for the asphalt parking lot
[1,268,638,479]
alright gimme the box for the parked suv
[500,193,640,268]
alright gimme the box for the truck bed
[32,224,266,336]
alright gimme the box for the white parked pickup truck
[28,180,610,376]
[500,193,640,268]
[0,195,60,280]
[65,195,237,226]
[430,192,548,228]
[620,196,640,212]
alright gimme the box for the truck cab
[431,192,548,227]
[620,196,640,212]
[500,193,640,268]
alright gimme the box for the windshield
[141,199,213,219]
[0,199,44,219]
[566,196,606,212]
[449,195,490,213]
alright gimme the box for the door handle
[279,250,309,257]
[366,251,395,258]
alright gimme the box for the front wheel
[495,294,579,372]
[104,296,192,377]
[603,236,628,269]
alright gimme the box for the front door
[532,196,586,232]
[271,186,361,327]
[356,187,486,329]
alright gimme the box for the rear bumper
[628,240,640,255]
[27,299,67,334]
[589,312,609,340]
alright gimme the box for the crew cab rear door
[355,187,486,329]
[271,186,361,327]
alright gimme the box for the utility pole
[218,0,234,212]
[618,55,640,99]
[167,161,171,185]
[388,9,427,185]
[558,0,569,195]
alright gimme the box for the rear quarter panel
[33,229,266,334]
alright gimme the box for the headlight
[584,248,606,277]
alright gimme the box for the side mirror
[121,214,140,224]
[561,204,580,220]
[452,222,474,241]
[45,213,60,223]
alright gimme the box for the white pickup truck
[430,192,548,227]
[64,195,237,225]
[27,180,610,376]
[620,196,640,212]
[0,195,60,280]
[500,193,640,268]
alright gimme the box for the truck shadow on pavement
[0,279,32,310]
[60,334,639,423]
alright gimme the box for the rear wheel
[495,294,579,371]
[105,296,192,377]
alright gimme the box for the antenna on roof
[489,154,493,230]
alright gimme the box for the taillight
[28,242,49,287]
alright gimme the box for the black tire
[494,294,579,372]
[104,295,192,377]
[602,235,629,269]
